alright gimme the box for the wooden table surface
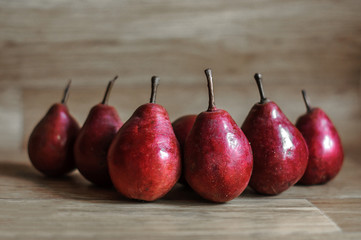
[0,149,360,240]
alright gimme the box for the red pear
[28,81,80,177]
[184,69,253,203]
[108,76,181,201]
[172,115,197,149]
[172,114,197,185]
[74,76,123,186]
[296,90,343,185]
[241,73,308,195]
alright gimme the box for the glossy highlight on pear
[184,69,253,203]
[28,81,80,177]
[241,73,308,195]
[107,76,181,201]
[296,90,343,185]
[74,76,123,186]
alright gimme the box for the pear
[74,76,123,186]
[107,76,181,201]
[296,90,343,185]
[172,115,197,150]
[241,73,308,195]
[28,81,80,177]
[184,69,253,203]
[172,114,197,185]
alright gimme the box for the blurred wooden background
[0,0,360,153]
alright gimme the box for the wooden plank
[0,152,359,239]
[0,87,23,151]
[312,199,361,233]
[0,0,360,87]
[0,198,340,239]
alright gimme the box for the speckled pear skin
[241,101,309,195]
[74,104,122,186]
[172,114,197,185]
[28,103,80,177]
[296,107,343,185]
[184,108,253,203]
[108,103,181,201]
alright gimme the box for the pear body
[75,104,123,186]
[28,103,80,177]
[296,108,343,185]
[242,101,308,195]
[172,115,197,149]
[108,103,181,201]
[172,114,197,185]
[184,109,253,203]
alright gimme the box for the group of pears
[28,69,344,203]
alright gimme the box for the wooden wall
[0,0,360,153]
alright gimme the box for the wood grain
[1,152,360,239]
[0,0,360,87]
[312,199,361,232]
[0,87,23,151]
[0,198,340,238]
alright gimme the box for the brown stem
[61,80,71,104]
[254,73,267,104]
[101,76,118,105]
[205,68,216,111]
[150,76,160,103]
[302,89,312,112]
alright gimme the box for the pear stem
[101,75,118,105]
[302,89,312,112]
[150,76,160,103]
[61,80,71,104]
[254,73,267,104]
[205,68,216,111]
